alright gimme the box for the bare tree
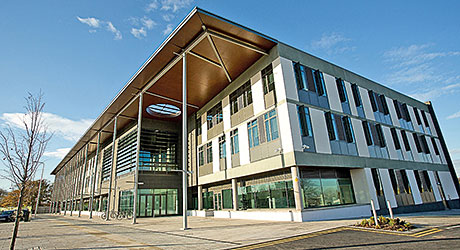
[0,91,52,250]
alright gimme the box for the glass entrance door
[139,195,153,217]
[154,194,167,216]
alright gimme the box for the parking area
[0,209,459,250]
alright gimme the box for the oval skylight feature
[146,103,181,118]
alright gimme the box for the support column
[232,179,238,211]
[106,118,117,220]
[133,94,143,224]
[63,166,68,215]
[291,166,303,210]
[89,133,101,219]
[197,185,203,210]
[182,52,188,230]
[79,144,89,217]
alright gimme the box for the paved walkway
[1,209,459,250]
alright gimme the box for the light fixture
[146,103,181,118]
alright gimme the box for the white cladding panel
[212,137,219,173]
[350,168,373,207]
[223,98,231,131]
[379,168,398,208]
[364,168,379,209]
[407,132,421,162]
[278,103,295,153]
[273,58,287,102]
[359,86,375,121]
[387,97,400,127]
[344,81,357,116]
[351,118,370,157]
[408,106,421,133]
[434,138,447,164]
[279,57,299,101]
[406,170,423,205]
[238,122,250,165]
[201,121,207,142]
[310,108,331,154]
[323,73,342,113]
[225,131,232,169]
[426,113,438,136]
[287,102,303,152]
[438,171,459,199]
[251,73,265,116]
[383,126,398,160]
[428,171,442,201]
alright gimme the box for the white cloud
[77,17,101,28]
[160,0,194,12]
[310,33,355,55]
[0,112,93,142]
[106,22,122,40]
[410,83,460,101]
[131,27,147,39]
[163,24,174,36]
[384,44,460,85]
[77,16,122,40]
[447,110,460,120]
[141,17,156,30]
[44,148,71,159]
[146,1,159,12]
[162,14,174,22]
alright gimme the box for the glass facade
[248,119,259,148]
[264,109,279,142]
[137,189,178,217]
[238,180,295,209]
[119,190,134,212]
[202,191,214,209]
[300,168,355,208]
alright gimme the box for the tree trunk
[10,186,24,250]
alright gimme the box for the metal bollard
[370,199,379,226]
[386,200,394,219]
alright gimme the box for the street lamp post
[34,162,45,218]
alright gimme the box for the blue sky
[1,0,459,190]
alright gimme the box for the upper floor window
[351,84,362,107]
[207,102,223,129]
[390,128,401,150]
[248,119,259,148]
[262,64,275,95]
[431,137,440,155]
[219,135,226,159]
[206,142,213,164]
[336,78,348,103]
[230,129,239,155]
[293,62,326,96]
[420,111,432,134]
[325,112,354,143]
[196,117,202,136]
[413,107,425,133]
[393,100,413,130]
[230,81,253,115]
[362,121,386,147]
[298,106,313,137]
[368,90,392,125]
[198,146,204,166]
[264,109,279,142]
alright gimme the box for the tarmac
[0,209,459,250]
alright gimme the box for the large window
[362,121,389,159]
[207,102,223,129]
[325,112,357,155]
[198,146,204,166]
[139,129,178,171]
[101,146,113,181]
[293,62,328,108]
[262,64,275,94]
[222,189,233,209]
[196,117,202,136]
[412,133,432,162]
[420,111,431,134]
[389,169,411,195]
[264,109,279,142]
[230,81,253,115]
[300,168,355,208]
[219,135,226,159]
[116,129,137,176]
[230,129,239,155]
[390,128,404,160]
[368,90,392,125]
[393,100,414,130]
[238,180,295,209]
[351,83,365,118]
[298,106,313,137]
[248,119,259,148]
[206,142,213,164]
[119,190,134,212]
[202,191,214,209]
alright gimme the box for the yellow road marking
[414,229,442,238]
[411,228,438,236]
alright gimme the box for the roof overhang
[51,7,278,175]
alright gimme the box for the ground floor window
[300,168,355,208]
[118,189,181,217]
[238,180,295,209]
[202,191,214,209]
[119,190,134,212]
[222,189,233,209]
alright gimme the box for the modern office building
[50,8,460,222]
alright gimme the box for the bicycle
[100,210,119,220]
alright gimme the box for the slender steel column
[133,94,143,224]
[70,160,75,216]
[106,117,117,220]
[79,144,89,217]
[182,52,188,230]
[89,133,101,219]
[63,166,68,215]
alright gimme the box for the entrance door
[154,194,167,216]
[139,195,154,217]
